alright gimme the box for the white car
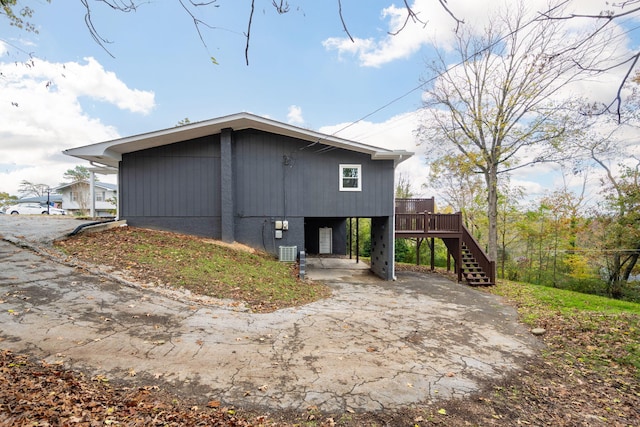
[5,203,67,215]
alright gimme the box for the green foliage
[0,191,18,207]
[347,218,371,257]
[395,173,414,198]
[63,165,92,184]
[394,238,410,262]
[1,0,48,33]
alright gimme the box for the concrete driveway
[0,216,541,413]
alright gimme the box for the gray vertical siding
[118,128,397,278]
[120,135,222,237]
[233,130,395,218]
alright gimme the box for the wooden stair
[394,199,496,286]
[461,243,493,286]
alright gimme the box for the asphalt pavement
[0,215,541,413]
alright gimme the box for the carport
[63,113,412,280]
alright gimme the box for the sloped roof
[63,112,413,168]
[16,194,63,204]
[53,181,117,192]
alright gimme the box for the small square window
[340,164,361,191]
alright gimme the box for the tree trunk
[485,166,499,262]
[608,252,623,298]
[622,251,639,282]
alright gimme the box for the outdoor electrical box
[282,220,289,230]
[275,220,283,230]
[275,230,283,239]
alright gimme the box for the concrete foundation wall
[370,216,393,280]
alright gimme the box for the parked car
[5,203,67,215]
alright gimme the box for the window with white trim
[95,191,105,202]
[339,164,361,191]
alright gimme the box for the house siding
[234,130,394,218]
[118,128,396,279]
[120,135,222,237]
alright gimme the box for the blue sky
[29,1,423,129]
[1,0,639,203]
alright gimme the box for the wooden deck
[394,198,496,286]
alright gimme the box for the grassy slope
[55,227,331,312]
[46,233,640,425]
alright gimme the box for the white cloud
[323,0,637,69]
[287,105,305,126]
[57,57,155,114]
[320,111,432,197]
[0,46,155,195]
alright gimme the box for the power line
[329,0,634,139]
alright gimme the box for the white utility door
[319,227,332,254]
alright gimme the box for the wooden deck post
[430,238,435,272]
[457,238,463,283]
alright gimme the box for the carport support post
[356,217,359,264]
[220,128,235,243]
[90,170,96,218]
[349,217,352,259]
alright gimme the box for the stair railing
[461,225,496,284]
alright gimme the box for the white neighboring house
[54,181,117,217]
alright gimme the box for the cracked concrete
[0,215,541,413]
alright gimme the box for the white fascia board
[63,112,414,168]
[372,150,414,166]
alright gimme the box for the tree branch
[337,0,354,42]
[244,0,255,66]
[388,0,428,36]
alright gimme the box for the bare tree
[417,3,611,262]
[75,1,460,65]
[426,153,485,229]
[18,180,48,197]
[536,0,640,119]
[564,91,640,296]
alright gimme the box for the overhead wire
[327,1,637,140]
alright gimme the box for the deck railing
[461,225,496,284]
[395,198,434,214]
[394,198,495,285]
[395,212,462,234]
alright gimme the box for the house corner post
[90,170,96,219]
[220,128,235,243]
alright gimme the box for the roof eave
[63,112,415,168]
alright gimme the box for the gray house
[64,113,412,280]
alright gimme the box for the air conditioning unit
[279,246,297,262]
